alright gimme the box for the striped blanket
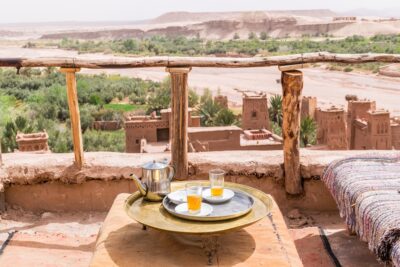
[322,153,400,266]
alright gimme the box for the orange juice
[187,194,202,212]
[211,186,223,197]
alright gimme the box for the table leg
[142,224,147,231]
[202,235,220,265]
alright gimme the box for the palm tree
[197,99,220,126]
[300,116,317,147]
[215,108,237,126]
[269,95,283,127]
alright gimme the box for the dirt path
[2,46,400,115]
[83,67,400,115]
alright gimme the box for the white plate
[167,190,187,205]
[174,203,213,217]
[202,188,235,204]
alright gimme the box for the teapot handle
[167,165,175,181]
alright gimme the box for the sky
[0,0,399,23]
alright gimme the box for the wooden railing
[0,53,400,68]
[1,52,400,194]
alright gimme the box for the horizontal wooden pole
[0,52,399,69]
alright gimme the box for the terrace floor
[0,207,381,267]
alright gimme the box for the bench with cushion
[322,153,400,266]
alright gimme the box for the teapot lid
[142,160,168,170]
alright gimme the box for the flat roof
[240,135,282,146]
[368,109,390,115]
[188,126,241,133]
[160,108,193,113]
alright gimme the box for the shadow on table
[104,223,256,266]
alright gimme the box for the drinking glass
[209,169,225,197]
[186,183,203,214]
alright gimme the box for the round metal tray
[124,181,273,235]
[162,188,254,221]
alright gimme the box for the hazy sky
[1,0,399,23]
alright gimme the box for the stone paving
[288,211,381,267]
[0,207,382,266]
[0,209,105,267]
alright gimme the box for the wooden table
[90,192,303,266]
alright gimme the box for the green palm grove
[268,95,317,147]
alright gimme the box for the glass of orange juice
[209,169,225,198]
[186,183,203,214]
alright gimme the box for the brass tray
[124,181,273,235]
[162,188,254,221]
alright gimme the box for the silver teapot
[131,159,175,201]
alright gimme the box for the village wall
[391,123,400,149]
[301,96,317,120]
[366,111,392,149]
[92,121,122,131]
[188,126,242,151]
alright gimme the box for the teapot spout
[131,174,147,197]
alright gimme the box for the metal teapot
[131,159,175,201]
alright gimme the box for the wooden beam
[281,70,303,195]
[1,52,400,68]
[166,67,191,180]
[60,68,84,168]
[278,63,310,72]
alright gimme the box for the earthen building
[316,106,348,150]
[241,94,270,130]
[125,109,200,153]
[353,110,392,150]
[301,96,317,120]
[16,131,49,152]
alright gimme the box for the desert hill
[1,9,400,41]
[150,10,337,24]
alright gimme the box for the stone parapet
[2,150,398,212]
[0,150,395,186]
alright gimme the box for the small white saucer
[202,188,235,204]
[175,203,213,217]
[167,190,187,205]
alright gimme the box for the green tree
[189,89,199,108]
[79,104,96,133]
[197,100,220,126]
[215,108,237,126]
[300,116,317,147]
[122,39,138,52]
[248,32,257,40]
[269,95,283,127]
[50,129,73,153]
[146,78,171,113]
[196,89,237,126]
[260,32,268,40]
[270,121,282,136]
[83,129,125,152]
[200,88,213,104]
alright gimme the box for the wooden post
[281,70,303,194]
[0,137,2,165]
[60,68,84,168]
[166,67,191,180]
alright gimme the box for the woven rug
[322,153,400,266]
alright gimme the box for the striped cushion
[322,153,400,266]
